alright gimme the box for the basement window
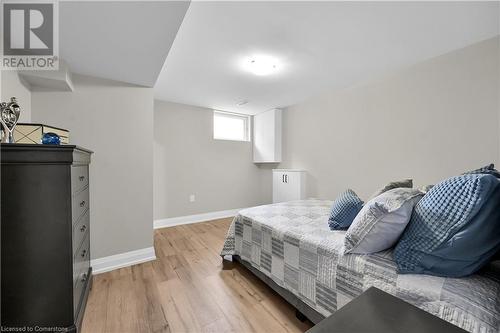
[213,110,250,142]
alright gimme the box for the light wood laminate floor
[81,218,313,333]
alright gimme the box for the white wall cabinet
[273,169,306,203]
[253,109,282,163]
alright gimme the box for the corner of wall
[31,73,154,260]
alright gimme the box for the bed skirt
[232,255,326,324]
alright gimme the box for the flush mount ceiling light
[243,55,280,76]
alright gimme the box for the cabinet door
[254,109,282,163]
[273,172,285,203]
[273,171,304,203]
[282,172,299,202]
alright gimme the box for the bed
[220,199,500,333]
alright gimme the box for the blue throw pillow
[394,174,499,277]
[428,183,500,277]
[328,189,363,230]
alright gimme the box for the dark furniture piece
[1,144,93,332]
[306,287,467,333]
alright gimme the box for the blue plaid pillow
[394,174,498,276]
[328,189,363,230]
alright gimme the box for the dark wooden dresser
[1,144,93,332]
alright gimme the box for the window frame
[213,110,251,142]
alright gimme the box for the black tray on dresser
[1,143,93,332]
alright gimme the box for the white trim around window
[213,110,251,142]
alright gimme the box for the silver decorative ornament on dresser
[0,97,21,143]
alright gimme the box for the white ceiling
[154,1,499,115]
[60,1,190,87]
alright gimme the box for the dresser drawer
[73,233,90,314]
[72,186,89,224]
[73,232,90,287]
[73,267,90,315]
[73,210,89,254]
[71,165,89,194]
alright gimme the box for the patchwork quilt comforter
[220,199,500,333]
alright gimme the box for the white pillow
[344,188,423,254]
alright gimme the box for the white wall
[1,71,31,122]
[154,100,272,220]
[281,37,500,200]
[31,74,154,259]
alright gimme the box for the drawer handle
[80,224,86,232]
[81,249,87,258]
[80,200,85,207]
[81,273,88,282]
[79,176,85,181]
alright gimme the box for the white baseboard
[154,208,242,229]
[91,246,156,274]
[92,209,241,274]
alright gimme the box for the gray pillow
[418,184,434,193]
[344,188,423,254]
[368,179,413,201]
[463,163,500,179]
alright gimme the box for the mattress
[220,199,500,333]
